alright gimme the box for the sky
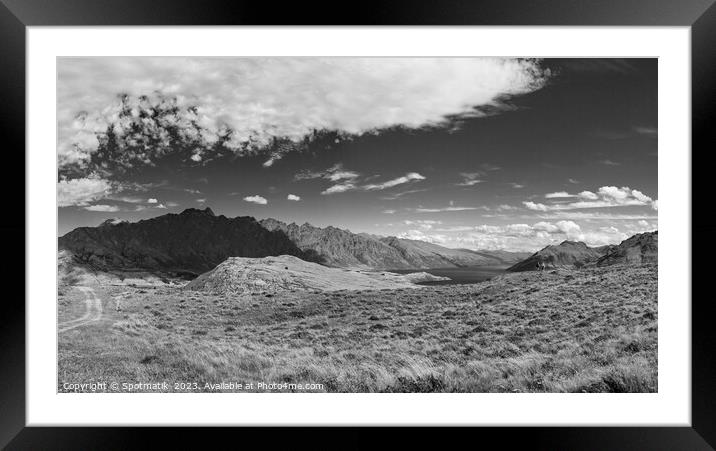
[57,57,657,251]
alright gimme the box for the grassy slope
[58,263,657,393]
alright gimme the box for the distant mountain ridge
[259,218,529,269]
[58,208,314,277]
[507,231,658,272]
[58,209,531,278]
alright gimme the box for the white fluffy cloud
[83,204,120,212]
[524,186,657,211]
[58,177,114,207]
[397,217,655,252]
[58,57,549,169]
[243,195,268,205]
[322,183,356,195]
[147,198,158,204]
[544,191,573,198]
[398,229,448,244]
[287,194,301,201]
[415,206,478,213]
[447,220,628,251]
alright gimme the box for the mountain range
[58,208,656,278]
[58,208,314,277]
[58,208,529,277]
[507,231,658,272]
[259,218,529,269]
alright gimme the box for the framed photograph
[4,0,712,446]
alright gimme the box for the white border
[27,27,690,426]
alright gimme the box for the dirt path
[59,286,103,333]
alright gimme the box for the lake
[390,266,508,285]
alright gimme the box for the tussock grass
[58,263,657,392]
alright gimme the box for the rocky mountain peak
[180,207,215,217]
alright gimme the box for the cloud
[321,183,356,195]
[433,226,475,232]
[415,206,478,213]
[510,183,525,189]
[568,178,580,184]
[393,215,653,252]
[106,195,144,204]
[633,126,658,137]
[363,172,426,191]
[481,163,502,172]
[456,172,484,187]
[523,201,549,212]
[305,164,426,195]
[147,198,158,204]
[593,125,657,140]
[534,211,658,221]
[380,188,428,200]
[599,159,621,166]
[196,198,206,203]
[243,195,268,205]
[523,186,657,211]
[287,194,301,201]
[544,191,573,198]
[398,229,448,244]
[449,220,629,251]
[295,164,359,182]
[58,176,114,207]
[297,164,361,195]
[404,220,442,225]
[83,204,120,212]
[404,219,442,230]
[58,57,550,172]
[382,209,396,214]
[578,190,599,200]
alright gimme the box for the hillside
[507,240,605,272]
[59,208,313,277]
[61,263,657,393]
[184,255,448,295]
[259,218,408,268]
[259,218,515,269]
[597,231,658,266]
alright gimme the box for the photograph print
[57,57,657,393]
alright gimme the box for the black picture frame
[2,0,711,447]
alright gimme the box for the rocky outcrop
[596,231,658,266]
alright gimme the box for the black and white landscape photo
[57,57,658,393]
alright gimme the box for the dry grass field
[58,263,657,393]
